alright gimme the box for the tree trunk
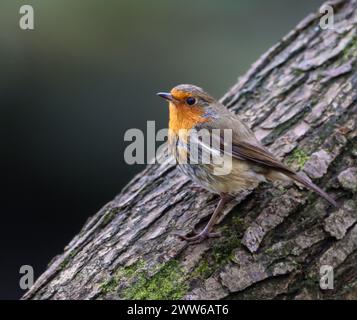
[24,0,357,300]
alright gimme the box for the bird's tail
[285,172,338,208]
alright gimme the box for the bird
[157,84,338,244]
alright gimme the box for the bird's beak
[157,92,173,101]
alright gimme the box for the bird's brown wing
[200,116,293,173]
[220,138,338,207]
[229,140,295,175]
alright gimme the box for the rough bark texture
[24,0,357,300]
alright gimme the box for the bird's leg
[177,193,230,244]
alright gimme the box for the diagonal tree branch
[24,0,357,300]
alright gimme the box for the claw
[176,230,221,244]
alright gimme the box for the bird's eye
[186,97,196,105]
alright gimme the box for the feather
[222,138,338,208]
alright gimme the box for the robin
[157,84,337,244]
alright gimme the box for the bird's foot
[175,229,221,245]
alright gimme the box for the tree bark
[24,0,357,300]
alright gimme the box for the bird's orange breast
[168,102,209,136]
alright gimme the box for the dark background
[0,0,324,299]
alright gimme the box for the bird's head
[157,84,216,133]
[157,84,215,108]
